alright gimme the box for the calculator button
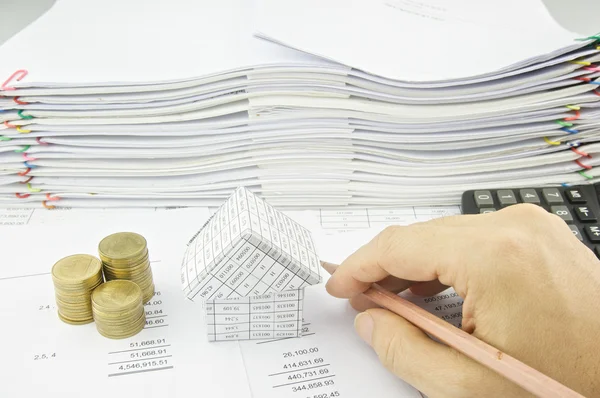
[574,206,596,222]
[550,206,573,222]
[568,225,583,241]
[566,188,586,204]
[519,189,540,204]
[542,188,564,204]
[584,225,600,243]
[474,191,494,207]
[480,208,496,214]
[497,190,517,207]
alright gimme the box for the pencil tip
[320,260,338,275]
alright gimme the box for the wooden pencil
[320,261,585,398]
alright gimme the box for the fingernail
[320,261,338,275]
[354,312,374,346]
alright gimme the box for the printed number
[129,339,166,348]
[283,347,319,358]
[555,210,568,216]
[33,353,56,360]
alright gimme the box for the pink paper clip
[3,120,17,129]
[22,153,36,161]
[36,137,48,146]
[1,70,28,91]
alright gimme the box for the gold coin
[94,307,146,339]
[91,280,142,312]
[58,311,93,325]
[92,305,143,321]
[52,254,102,285]
[99,232,147,262]
[100,251,149,267]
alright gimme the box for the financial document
[0,206,464,397]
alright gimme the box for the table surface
[0,0,598,47]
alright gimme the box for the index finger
[324,217,486,299]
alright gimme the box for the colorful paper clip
[14,145,30,153]
[578,170,594,180]
[1,70,28,91]
[17,110,33,120]
[575,159,593,170]
[13,97,28,105]
[571,147,591,158]
[26,183,40,193]
[22,153,36,162]
[17,168,31,177]
[43,193,60,209]
[544,137,561,146]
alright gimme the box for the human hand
[323,204,600,397]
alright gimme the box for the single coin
[51,254,102,284]
[98,232,147,261]
[91,280,142,312]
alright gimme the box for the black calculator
[461,184,600,257]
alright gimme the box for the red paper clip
[46,193,60,201]
[13,96,28,105]
[1,70,28,91]
[575,159,593,170]
[564,110,581,121]
[17,168,31,177]
[15,192,30,199]
[3,120,17,129]
[571,147,591,158]
[19,176,33,184]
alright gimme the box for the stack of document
[0,0,599,208]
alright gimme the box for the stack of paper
[0,0,599,208]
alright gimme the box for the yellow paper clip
[570,60,592,66]
[544,137,561,146]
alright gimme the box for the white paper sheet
[0,0,336,86]
[255,0,589,82]
[0,206,468,397]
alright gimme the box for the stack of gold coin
[98,232,154,304]
[92,280,146,339]
[51,254,104,325]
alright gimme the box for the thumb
[354,309,526,398]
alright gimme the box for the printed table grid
[189,235,311,302]
[318,206,462,230]
[205,290,304,341]
[183,187,320,298]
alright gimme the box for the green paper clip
[578,170,593,180]
[14,145,30,153]
[17,110,33,120]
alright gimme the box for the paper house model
[181,186,322,341]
